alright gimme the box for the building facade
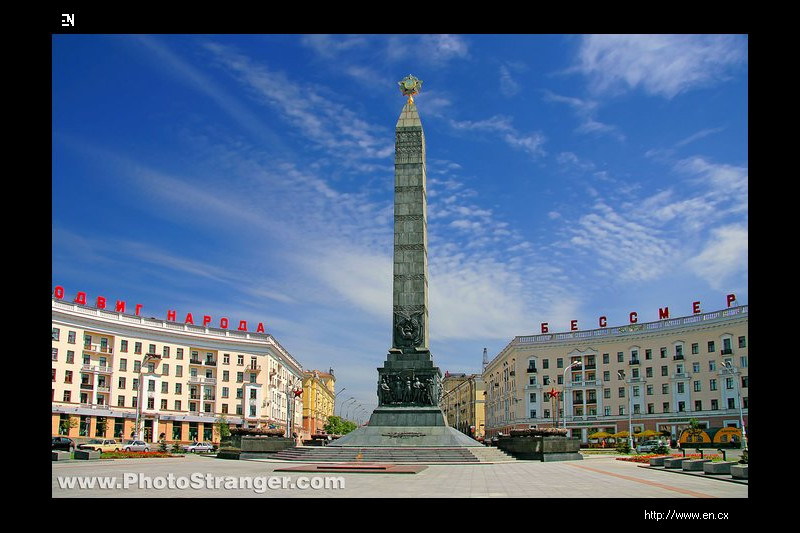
[302,369,336,438]
[483,305,748,444]
[52,297,304,444]
[441,372,486,440]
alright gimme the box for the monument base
[327,423,481,447]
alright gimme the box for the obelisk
[329,75,478,446]
[391,74,429,356]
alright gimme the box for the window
[692,362,700,373]
[133,361,141,373]
[617,352,624,363]
[678,401,686,412]
[529,376,536,385]
[68,331,76,344]
[224,353,230,365]
[645,349,652,360]
[726,377,734,390]
[222,387,229,398]
[147,398,155,409]
[677,382,685,394]
[147,380,155,392]
[118,377,126,389]
[709,360,716,372]
[741,376,748,388]
[172,423,182,440]
[175,383,182,394]
[119,358,127,372]
[694,400,702,411]
[237,355,244,366]
[542,359,549,369]
[120,340,128,352]
[645,367,653,378]
[52,348,58,361]
[646,384,653,396]
[604,388,611,399]
[223,370,230,382]
[660,347,667,358]
[675,344,683,357]
[161,381,169,393]
[738,336,746,348]
[557,358,563,368]
[663,402,670,413]
[134,342,142,354]
[222,404,229,414]
[237,372,244,383]
[632,386,640,397]
[693,381,701,392]
[52,368,56,381]
[117,396,125,407]
[602,353,609,364]
[707,341,715,352]
[603,371,610,382]
[163,346,170,359]
[66,350,74,364]
[65,370,73,383]
[543,376,550,385]
[149,344,156,355]
[52,328,60,341]
[711,399,719,410]
[175,400,181,411]
[727,398,735,409]
[661,366,668,377]
[691,343,699,354]
[557,375,563,385]
[236,388,243,399]
[662,384,669,394]
[618,387,625,398]
[176,348,183,360]
[632,368,640,379]
[161,399,168,410]
[162,364,169,376]
[176,366,183,378]
[740,356,748,368]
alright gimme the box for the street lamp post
[722,361,748,450]
[563,361,582,431]
[285,377,303,439]
[618,370,634,451]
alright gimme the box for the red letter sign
[693,301,701,314]
[203,315,212,327]
[629,312,638,324]
[220,317,229,329]
[53,286,65,299]
[184,313,194,325]
[727,294,736,307]
[135,304,143,316]
[570,320,578,331]
[96,296,106,309]
[658,307,669,319]
[599,316,607,328]
[74,291,87,305]
[256,322,265,333]
[541,323,549,334]
[167,310,177,322]
[116,300,126,313]
[238,320,248,331]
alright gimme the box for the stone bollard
[682,459,711,471]
[52,450,71,461]
[703,461,736,475]
[730,464,748,479]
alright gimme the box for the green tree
[59,416,78,435]
[323,415,358,435]
[215,415,231,444]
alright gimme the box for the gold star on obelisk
[398,74,423,104]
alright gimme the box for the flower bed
[100,451,178,459]
[616,453,721,464]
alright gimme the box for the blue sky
[52,34,748,417]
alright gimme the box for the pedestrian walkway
[52,452,747,499]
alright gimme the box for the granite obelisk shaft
[391,101,429,354]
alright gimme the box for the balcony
[203,395,216,401]
[673,354,684,361]
[721,348,733,355]
[96,385,110,393]
[145,352,162,360]
[80,383,93,390]
[204,360,217,367]
[526,367,537,373]
[81,364,113,374]
[249,364,262,373]
[84,344,113,354]
[188,376,217,385]
[629,359,640,365]
[189,359,203,365]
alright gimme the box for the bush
[652,443,669,455]
[616,440,631,454]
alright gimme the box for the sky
[52,34,748,420]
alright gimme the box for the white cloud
[576,34,747,99]
[687,224,748,289]
[499,64,521,97]
[449,115,546,157]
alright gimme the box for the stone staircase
[268,445,517,464]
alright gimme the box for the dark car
[52,436,76,452]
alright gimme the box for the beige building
[483,305,748,444]
[302,369,336,438]
[441,372,486,440]
[52,297,304,444]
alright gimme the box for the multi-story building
[52,297,304,444]
[483,305,748,444]
[441,372,485,440]
[301,369,336,438]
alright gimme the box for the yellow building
[483,305,748,445]
[441,372,485,440]
[301,369,336,438]
[52,296,305,445]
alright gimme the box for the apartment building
[483,305,748,444]
[301,369,336,437]
[441,372,486,440]
[52,297,304,444]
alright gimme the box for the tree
[323,415,357,435]
[59,415,78,435]
[215,415,231,444]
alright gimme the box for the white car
[636,440,664,453]
[182,441,214,453]
[122,440,151,452]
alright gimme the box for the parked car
[636,440,664,453]
[52,436,76,452]
[78,438,121,453]
[122,440,151,452]
[182,441,214,453]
